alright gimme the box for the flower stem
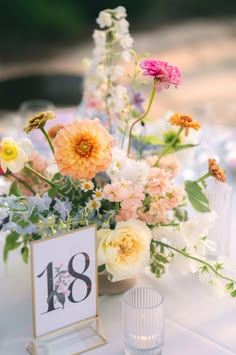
[40,126,54,154]
[152,240,236,285]
[195,172,211,184]
[7,171,36,195]
[154,127,183,166]
[24,165,66,197]
[127,80,157,157]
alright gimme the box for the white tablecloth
[0,248,236,355]
[0,118,236,354]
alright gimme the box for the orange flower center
[76,139,94,157]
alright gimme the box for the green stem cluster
[154,127,184,166]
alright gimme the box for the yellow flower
[169,113,201,136]
[0,137,32,173]
[53,119,113,180]
[208,158,226,182]
[97,219,152,282]
[24,111,55,134]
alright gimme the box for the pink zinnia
[140,59,182,91]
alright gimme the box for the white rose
[97,219,152,282]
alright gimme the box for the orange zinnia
[53,119,113,180]
[168,113,201,136]
[208,158,226,182]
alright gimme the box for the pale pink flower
[145,155,158,167]
[146,167,171,195]
[121,186,144,210]
[137,207,167,224]
[149,199,168,223]
[164,186,184,210]
[159,154,180,178]
[140,59,182,91]
[103,180,132,202]
[115,207,138,222]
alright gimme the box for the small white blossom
[93,189,103,201]
[114,6,127,19]
[120,34,134,49]
[86,199,101,210]
[81,180,94,192]
[115,18,129,36]
[121,50,132,62]
[96,11,113,28]
[109,65,124,81]
[93,30,106,48]
[199,272,226,298]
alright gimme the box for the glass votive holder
[122,287,164,355]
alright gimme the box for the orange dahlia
[53,119,113,179]
[169,113,201,136]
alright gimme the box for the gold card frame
[27,225,107,354]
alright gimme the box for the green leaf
[226,282,234,291]
[230,289,236,298]
[9,182,22,197]
[174,207,188,222]
[184,180,210,212]
[57,292,66,309]
[161,143,198,155]
[21,246,29,263]
[139,135,164,145]
[3,232,21,263]
[98,264,106,273]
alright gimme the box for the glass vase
[98,272,137,295]
[207,180,232,257]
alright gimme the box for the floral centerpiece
[0,6,236,298]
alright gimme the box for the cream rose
[97,219,152,282]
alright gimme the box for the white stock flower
[107,147,149,184]
[109,65,124,81]
[96,11,113,28]
[170,252,199,275]
[108,85,129,113]
[97,219,152,282]
[93,30,106,48]
[199,272,226,298]
[114,6,127,19]
[120,33,134,49]
[179,212,217,251]
[0,137,33,173]
[121,50,132,62]
[152,226,185,249]
[115,18,129,35]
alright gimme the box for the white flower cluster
[152,211,236,297]
[81,6,135,124]
[107,147,149,185]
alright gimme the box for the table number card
[27,225,107,355]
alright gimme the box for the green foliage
[150,240,172,278]
[3,231,21,263]
[98,264,106,273]
[9,182,22,197]
[21,246,29,264]
[174,207,188,222]
[184,180,210,212]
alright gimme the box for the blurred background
[0,0,235,124]
[0,1,236,230]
